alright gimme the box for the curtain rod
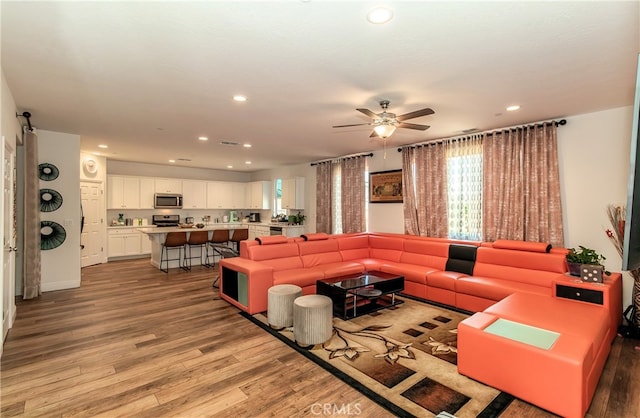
[396,118,567,152]
[16,111,34,131]
[310,152,373,166]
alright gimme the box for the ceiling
[2,1,639,172]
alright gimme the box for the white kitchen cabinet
[107,228,142,257]
[155,178,182,194]
[140,232,152,254]
[206,181,233,209]
[107,176,140,209]
[231,182,247,209]
[182,180,207,209]
[282,225,304,238]
[139,177,156,209]
[248,181,272,210]
[255,225,271,238]
[248,224,272,240]
[281,177,305,209]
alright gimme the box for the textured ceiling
[2,1,639,171]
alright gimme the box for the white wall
[108,160,251,182]
[558,106,634,305]
[367,148,405,233]
[39,130,81,291]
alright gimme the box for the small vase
[568,262,582,277]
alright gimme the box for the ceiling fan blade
[397,122,431,131]
[396,107,435,121]
[356,108,379,118]
[333,123,371,128]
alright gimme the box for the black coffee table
[316,271,404,319]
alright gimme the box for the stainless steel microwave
[154,193,183,209]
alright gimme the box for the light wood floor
[1,258,638,417]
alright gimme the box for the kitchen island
[138,223,249,270]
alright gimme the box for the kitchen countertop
[137,223,249,234]
[111,222,304,230]
[108,224,155,229]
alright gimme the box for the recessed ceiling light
[243,143,252,148]
[92,152,101,156]
[506,105,521,111]
[245,161,252,165]
[227,165,233,169]
[169,159,176,163]
[98,144,108,149]
[233,95,247,102]
[367,7,393,24]
[198,136,208,141]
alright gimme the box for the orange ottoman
[457,293,611,418]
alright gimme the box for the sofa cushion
[337,235,371,261]
[255,235,288,245]
[308,262,365,279]
[428,270,468,290]
[378,261,436,284]
[246,241,298,260]
[369,235,404,262]
[473,247,566,288]
[273,268,324,288]
[298,239,342,267]
[456,276,551,301]
[400,240,449,270]
[445,244,478,275]
[301,233,330,241]
[492,239,552,253]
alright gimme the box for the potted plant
[566,245,608,277]
[290,211,305,225]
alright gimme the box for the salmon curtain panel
[23,129,41,299]
[315,161,333,234]
[340,156,367,233]
[482,123,564,246]
[401,143,448,237]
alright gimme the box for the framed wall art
[369,169,403,203]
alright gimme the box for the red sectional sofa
[218,232,623,417]
[219,232,620,334]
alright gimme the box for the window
[446,141,483,240]
[332,164,342,234]
[273,178,286,216]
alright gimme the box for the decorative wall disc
[38,163,59,181]
[40,188,63,212]
[40,220,66,250]
[83,158,98,174]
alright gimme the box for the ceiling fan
[333,100,434,139]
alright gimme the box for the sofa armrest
[219,258,274,314]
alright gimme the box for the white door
[80,181,104,267]
[2,137,16,343]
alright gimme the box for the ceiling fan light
[373,124,396,138]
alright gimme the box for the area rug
[241,296,513,418]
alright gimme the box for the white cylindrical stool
[267,284,303,329]
[293,294,333,346]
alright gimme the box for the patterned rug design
[242,297,513,417]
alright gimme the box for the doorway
[80,181,104,267]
